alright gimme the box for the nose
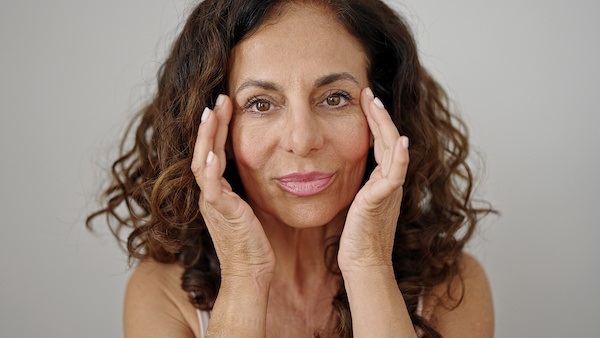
[280,103,324,156]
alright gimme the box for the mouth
[276,172,335,197]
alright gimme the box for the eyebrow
[235,80,281,94]
[314,72,359,88]
[235,72,360,94]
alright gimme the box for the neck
[254,208,346,335]
[256,209,346,294]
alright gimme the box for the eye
[321,91,352,108]
[244,97,274,115]
[255,100,271,112]
[327,96,341,106]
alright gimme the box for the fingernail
[201,107,210,123]
[206,151,215,165]
[401,137,409,149]
[215,94,225,107]
[365,87,374,99]
[374,97,384,109]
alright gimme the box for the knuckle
[201,192,219,206]
[394,177,406,187]
[190,158,203,175]
[396,151,409,165]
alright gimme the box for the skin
[124,4,494,338]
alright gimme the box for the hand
[191,95,276,279]
[338,88,409,273]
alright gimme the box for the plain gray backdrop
[1,1,599,337]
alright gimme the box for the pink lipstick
[276,172,334,197]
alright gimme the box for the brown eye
[244,97,275,115]
[326,95,341,106]
[256,101,271,112]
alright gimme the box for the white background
[1,1,598,337]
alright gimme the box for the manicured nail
[365,87,374,99]
[401,137,409,149]
[374,97,384,109]
[206,151,215,165]
[201,107,210,123]
[215,94,225,107]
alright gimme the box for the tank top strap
[196,309,210,338]
[190,292,211,338]
[416,294,424,317]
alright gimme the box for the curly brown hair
[87,0,493,336]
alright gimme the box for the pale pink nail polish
[201,107,210,123]
[365,87,375,99]
[402,137,409,149]
[206,151,215,165]
[215,94,225,107]
[374,97,384,109]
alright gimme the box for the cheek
[231,113,371,175]
[332,115,371,163]
[230,119,271,174]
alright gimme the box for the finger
[201,151,221,203]
[361,88,400,175]
[360,88,380,148]
[365,137,410,204]
[360,89,400,159]
[200,153,243,220]
[369,96,400,150]
[190,107,217,188]
[386,136,409,186]
[212,94,233,175]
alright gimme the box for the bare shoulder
[124,259,200,338]
[423,253,494,337]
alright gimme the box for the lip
[276,172,335,197]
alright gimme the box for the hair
[87,0,493,337]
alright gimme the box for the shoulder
[124,259,200,338]
[422,253,494,337]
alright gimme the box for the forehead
[229,4,368,89]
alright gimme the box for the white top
[196,309,211,337]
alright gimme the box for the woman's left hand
[337,88,409,273]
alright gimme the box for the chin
[274,203,349,229]
[248,185,356,230]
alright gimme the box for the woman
[88,0,494,337]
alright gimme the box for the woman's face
[228,4,371,228]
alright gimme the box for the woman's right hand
[191,94,276,279]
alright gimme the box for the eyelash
[243,96,274,115]
[242,90,354,115]
[322,90,352,109]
